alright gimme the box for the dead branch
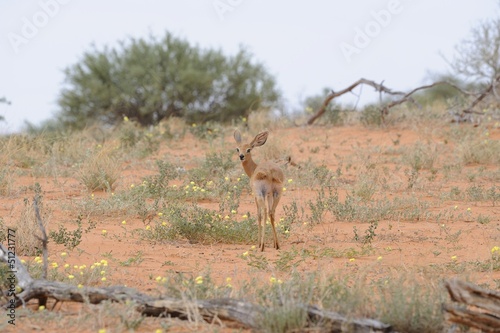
[33,195,48,281]
[443,278,500,332]
[462,75,500,115]
[33,194,49,307]
[306,78,408,125]
[306,77,488,125]
[0,242,393,332]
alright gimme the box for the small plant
[78,146,120,191]
[49,215,96,250]
[16,184,48,256]
[353,221,378,246]
[360,105,384,126]
[119,252,144,267]
[241,249,269,270]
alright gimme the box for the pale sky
[0,0,498,132]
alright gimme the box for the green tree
[57,33,280,129]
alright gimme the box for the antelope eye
[246,148,251,153]
[236,148,240,153]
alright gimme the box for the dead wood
[0,242,394,332]
[444,278,500,332]
[462,75,500,115]
[306,77,492,125]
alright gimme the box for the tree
[449,16,500,91]
[56,33,280,129]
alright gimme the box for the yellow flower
[21,259,26,264]
[51,262,58,268]
[467,207,471,212]
[79,265,86,270]
[491,246,500,254]
[60,252,67,257]
[453,205,458,210]
[64,264,70,269]
[155,276,162,282]
[191,123,197,127]
[282,187,287,191]
[100,270,106,275]
[145,225,151,230]
[162,221,167,226]
[38,305,45,311]
[451,256,457,261]
[130,184,135,188]
[242,214,248,219]
[158,212,163,217]
[288,179,293,183]
[195,276,203,284]
[123,116,129,122]
[377,256,383,261]
[68,274,75,279]
[269,277,277,284]
[101,229,107,235]
[242,251,249,257]
[349,258,355,262]
[101,277,107,282]
[98,329,107,333]
[155,329,163,333]
[251,245,256,250]
[231,209,237,214]
[121,220,126,225]
[77,284,83,289]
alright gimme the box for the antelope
[233,129,284,251]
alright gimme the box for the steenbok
[233,129,284,251]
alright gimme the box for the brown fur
[234,129,284,251]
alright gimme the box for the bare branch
[33,195,48,281]
[306,79,474,125]
[463,75,500,114]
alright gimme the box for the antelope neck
[241,157,257,177]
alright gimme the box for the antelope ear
[250,131,268,147]
[234,129,242,143]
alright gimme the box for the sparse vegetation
[1,102,499,332]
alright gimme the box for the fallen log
[443,278,500,332]
[0,243,393,332]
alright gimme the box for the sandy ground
[1,123,499,332]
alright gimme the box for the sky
[0,0,498,133]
